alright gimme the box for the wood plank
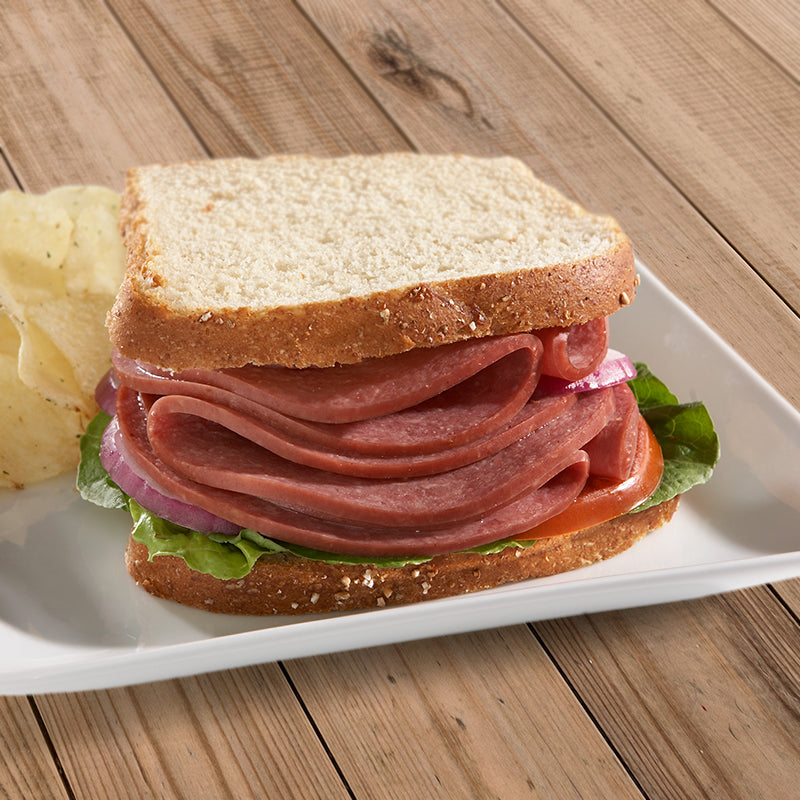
[0,0,205,191]
[503,0,800,313]
[0,156,21,191]
[285,626,645,799]
[0,697,71,800]
[771,576,800,618]
[35,664,352,799]
[713,0,800,80]
[107,0,410,156]
[297,0,800,410]
[534,587,800,799]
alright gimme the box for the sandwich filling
[94,317,666,557]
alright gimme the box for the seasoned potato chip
[23,292,114,406]
[54,186,126,295]
[0,191,72,302]
[0,184,124,487]
[0,342,85,489]
[14,311,85,411]
[0,310,20,359]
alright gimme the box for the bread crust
[108,242,635,370]
[125,497,678,615]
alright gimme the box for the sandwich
[77,153,718,614]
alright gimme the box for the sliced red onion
[100,416,241,535]
[94,368,119,415]
[534,350,637,397]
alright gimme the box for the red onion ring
[100,415,241,535]
[534,350,636,397]
[94,368,119,415]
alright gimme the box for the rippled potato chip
[0,191,73,303]
[0,351,85,489]
[0,185,125,488]
[49,186,127,296]
[11,284,119,413]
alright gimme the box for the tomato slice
[514,416,664,540]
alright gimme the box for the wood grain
[503,0,800,313]
[0,0,205,191]
[285,626,645,799]
[0,155,20,192]
[771,576,800,619]
[534,588,800,799]
[106,0,410,156]
[0,697,71,800]
[35,665,351,799]
[713,0,800,79]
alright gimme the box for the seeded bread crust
[125,497,678,615]
[109,154,636,370]
[109,247,635,370]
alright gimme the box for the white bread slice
[109,154,635,370]
[125,498,678,615]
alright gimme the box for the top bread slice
[109,153,635,370]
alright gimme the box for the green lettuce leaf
[627,364,719,512]
[129,500,267,580]
[627,362,679,409]
[76,411,128,510]
[128,503,538,578]
[78,363,719,577]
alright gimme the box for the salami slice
[142,388,612,528]
[113,384,591,555]
[112,333,542,456]
[583,382,640,480]
[123,332,542,424]
[144,392,573,478]
[537,317,609,380]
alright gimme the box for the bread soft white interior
[124,153,625,311]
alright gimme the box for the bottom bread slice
[125,497,679,615]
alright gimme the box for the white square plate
[1,262,798,695]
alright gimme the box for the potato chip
[53,186,126,296]
[0,184,124,487]
[0,191,72,303]
[14,311,85,412]
[23,292,114,407]
[0,310,20,359]
[0,344,85,489]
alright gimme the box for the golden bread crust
[125,497,679,615]
[108,244,635,369]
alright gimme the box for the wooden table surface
[2,1,799,797]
